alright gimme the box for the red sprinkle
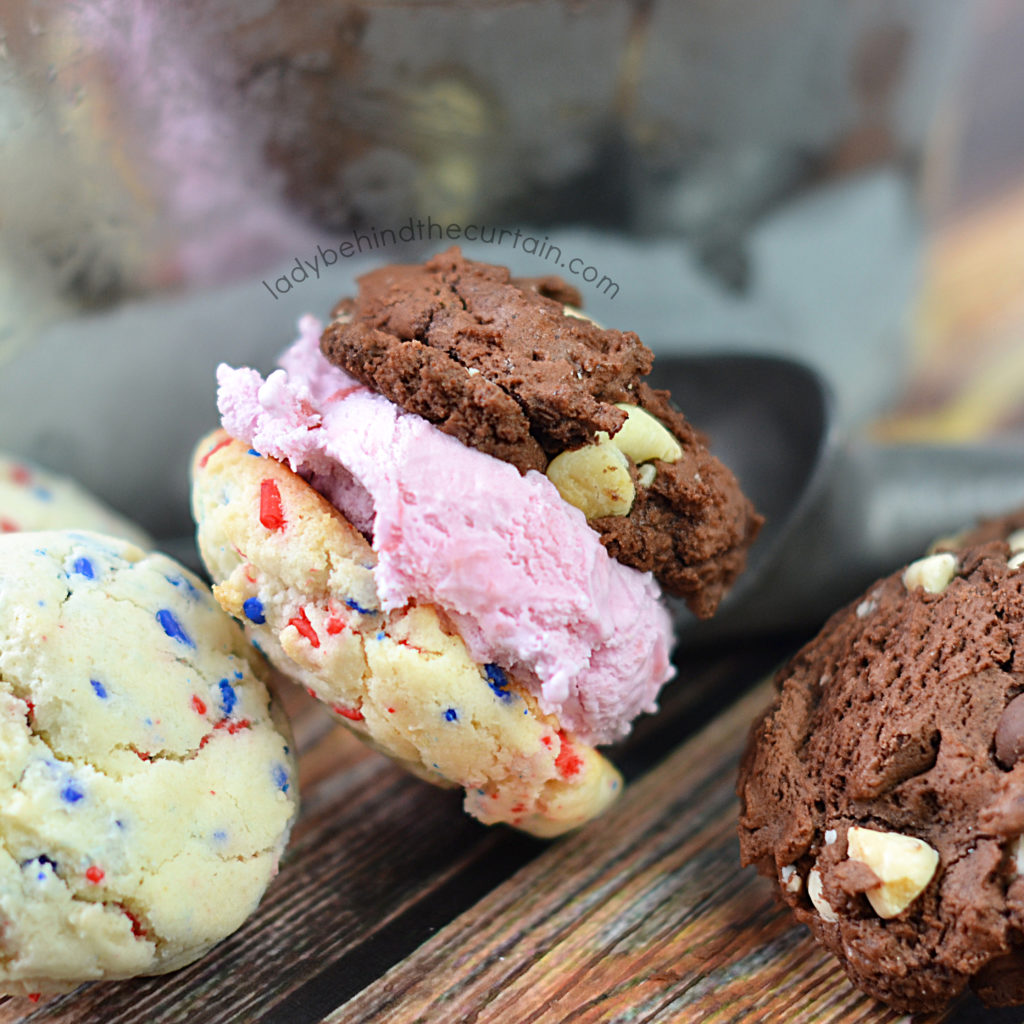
[214,718,251,734]
[540,735,553,748]
[191,695,208,715]
[0,518,18,533]
[85,866,104,884]
[24,699,34,719]
[386,707,396,714]
[259,478,286,531]
[555,732,584,779]
[122,907,146,938]
[135,750,151,761]
[325,617,345,635]
[10,464,30,485]
[288,608,319,648]
[199,735,211,748]
[333,704,364,722]
[27,993,41,1003]
[198,435,232,469]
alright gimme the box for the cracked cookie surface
[738,525,1024,1012]
[319,247,761,616]
[192,430,622,837]
[0,530,297,996]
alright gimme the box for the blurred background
[0,0,1021,556]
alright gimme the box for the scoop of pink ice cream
[216,315,675,745]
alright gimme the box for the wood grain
[0,636,1012,1023]
[327,682,1004,1024]
[0,637,796,1024]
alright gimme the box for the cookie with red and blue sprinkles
[191,429,622,837]
[0,529,297,997]
[0,451,150,545]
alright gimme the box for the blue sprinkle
[23,854,58,882]
[33,487,53,502]
[90,679,107,699]
[213,829,227,842]
[344,597,377,615]
[375,631,385,641]
[271,763,289,793]
[218,679,238,717]
[165,573,202,601]
[485,664,512,701]
[444,708,459,722]
[247,448,262,457]
[157,609,194,647]
[61,784,84,804]
[283,745,290,755]
[242,597,265,624]
[72,556,95,579]
[115,819,124,829]
[234,671,244,680]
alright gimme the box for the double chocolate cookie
[738,515,1024,1012]
[320,247,761,617]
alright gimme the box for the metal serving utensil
[656,353,1024,639]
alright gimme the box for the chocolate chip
[995,693,1024,768]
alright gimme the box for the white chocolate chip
[1009,551,1024,571]
[780,865,802,893]
[545,436,635,519]
[902,552,957,595]
[611,404,683,465]
[846,826,939,919]
[1010,835,1024,875]
[563,305,602,328]
[545,402,680,517]
[1009,529,1024,553]
[807,868,839,923]
[855,598,877,619]
[824,829,837,846]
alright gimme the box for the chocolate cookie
[738,524,1024,1012]
[320,247,760,616]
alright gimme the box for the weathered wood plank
[0,638,793,1024]
[327,681,995,1024]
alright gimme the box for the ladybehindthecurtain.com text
[261,217,621,301]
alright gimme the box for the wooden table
[0,627,1015,1024]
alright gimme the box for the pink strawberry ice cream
[216,315,675,746]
